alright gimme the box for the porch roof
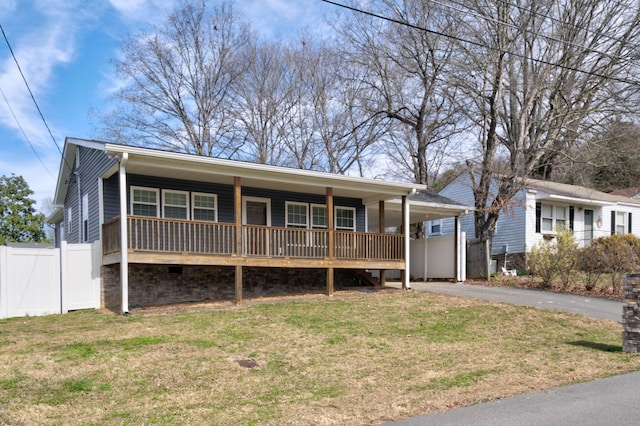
[99,140,425,203]
[50,137,472,225]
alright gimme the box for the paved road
[386,370,640,426]
[383,282,639,426]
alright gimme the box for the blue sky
[0,0,334,213]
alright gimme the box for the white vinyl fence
[410,233,466,281]
[0,242,101,319]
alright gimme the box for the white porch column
[119,153,129,315]
[403,195,411,290]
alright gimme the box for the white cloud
[109,0,176,24]
[0,2,83,149]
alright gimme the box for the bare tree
[231,37,296,165]
[453,0,640,247]
[102,0,250,157]
[279,36,382,174]
[335,0,464,187]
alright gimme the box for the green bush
[528,230,578,288]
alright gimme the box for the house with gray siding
[431,173,640,270]
[49,137,470,314]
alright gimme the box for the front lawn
[0,289,636,425]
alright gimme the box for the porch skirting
[101,264,361,312]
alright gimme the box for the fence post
[0,246,7,318]
[60,241,68,313]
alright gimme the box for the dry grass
[0,288,637,425]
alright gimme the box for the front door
[246,201,268,226]
[242,197,271,255]
[584,209,594,245]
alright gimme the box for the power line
[320,0,640,87]
[0,22,63,156]
[426,0,638,64]
[0,85,55,179]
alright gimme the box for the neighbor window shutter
[535,202,541,233]
[611,211,616,235]
[569,206,575,231]
[629,213,633,234]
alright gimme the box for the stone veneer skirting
[101,264,359,312]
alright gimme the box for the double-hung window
[192,193,217,221]
[615,211,628,235]
[163,190,189,219]
[430,220,442,235]
[311,204,327,229]
[335,207,356,231]
[131,187,159,217]
[540,204,567,233]
[286,202,308,228]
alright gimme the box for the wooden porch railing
[102,216,404,261]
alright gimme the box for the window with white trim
[616,211,627,235]
[82,193,89,242]
[311,204,327,229]
[131,186,159,217]
[162,190,189,219]
[335,207,356,231]
[192,193,217,221]
[541,204,567,232]
[286,202,308,228]
[66,207,73,236]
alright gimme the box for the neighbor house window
[131,186,159,217]
[311,204,327,229]
[540,204,567,232]
[612,211,631,235]
[335,207,356,231]
[192,193,217,221]
[430,220,442,235]
[286,202,308,228]
[162,190,189,219]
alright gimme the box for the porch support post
[234,177,243,304]
[454,215,460,282]
[402,195,411,290]
[118,153,129,314]
[378,200,385,287]
[326,187,334,296]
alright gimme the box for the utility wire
[0,22,63,156]
[320,0,640,87]
[426,0,638,63]
[449,0,640,57]
[0,85,55,179]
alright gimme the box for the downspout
[119,153,129,315]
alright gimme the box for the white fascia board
[537,193,613,207]
[105,143,424,197]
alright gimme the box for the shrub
[575,234,640,293]
[528,230,578,289]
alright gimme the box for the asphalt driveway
[391,281,622,322]
[383,281,638,426]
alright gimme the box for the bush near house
[528,230,578,289]
[526,232,640,295]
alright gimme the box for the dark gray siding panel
[62,145,116,243]
[124,175,366,231]
[103,174,120,221]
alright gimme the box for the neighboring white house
[430,173,640,269]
